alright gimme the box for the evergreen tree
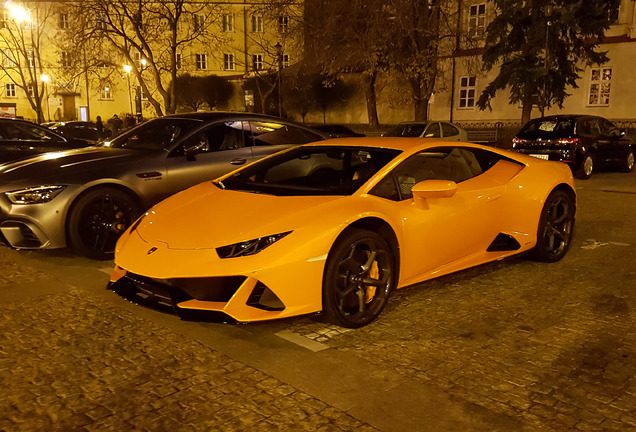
[477,0,619,122]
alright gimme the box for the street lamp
[274,42,283,117]
[40,74,51,122]
[123,64,133,115]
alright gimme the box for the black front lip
[107,277,238,324]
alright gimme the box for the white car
[384,121,468,142]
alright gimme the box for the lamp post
[40,74,50,122]
[123,64,133,115]
[542,2,554,117]
[274,42,283,117]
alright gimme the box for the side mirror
[412,179,457,208]
[183,136,207,160]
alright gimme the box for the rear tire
[531,190,575,262]
[575,153,594,179]
[322,228,396,328]
[621,149,635,173]
[67,187,141,260]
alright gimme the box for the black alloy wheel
[621,149,635,173]
[68,187,141,260]
[575,153,594,179]
[322,228,396,328]
[532,190,575,263]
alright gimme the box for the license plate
[530,154,549,160]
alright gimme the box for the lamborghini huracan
[108,138,576,328]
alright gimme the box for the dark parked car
[384,121,468,141]
[310,124,365,137]
[0,118,91,163]
[47,121,109,144]
[0,112,328,259]
[512,115,635,179]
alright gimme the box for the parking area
[1,171,635,431]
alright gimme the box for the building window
[459,76,476,108]
[59,13,69,30]
[100,83,112,100]
[196,53,207,70]
[468,4,486,36]
[224,53,235,71]
[278,15,289,33]
[251,14,263,33]
[133,52,144,69]
[96,13,107,30]
[0,12,9,29]
[282,54,290,68]
[26,49,34,68]
[136,85,148,101]
[609,2,620,23]
[223,14,234,32]
[193,14,204,32]
[252,54,264,71]
[588,67,612,106]
[2,50,15,67]
[27,83,35,97]
[175,53,182,70]
[61,51,70,67]
[5,83,16,98]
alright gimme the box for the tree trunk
[362,69,379,127]
[521,87,534,123]
[410,75,430,121]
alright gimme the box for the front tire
[621,149,635,173]
[322,228,396,328]
[531,190,575,262]
[575,153,594,179]
[67,187,141,260]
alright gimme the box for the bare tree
[304,0,385,126]
[0,2,59,122]
[72,0,224,117]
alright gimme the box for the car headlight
[5,186,66,204]
[216,231,291,258]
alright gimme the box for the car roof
[164,111,305,123]
[304,136,492,153]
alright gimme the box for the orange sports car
[108,138,576,328]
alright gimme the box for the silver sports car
[0,112,327,259]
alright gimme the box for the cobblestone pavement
[0,288,379,432]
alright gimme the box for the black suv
[512,115,635,179]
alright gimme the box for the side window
[370,147,486,201]
[183,121,246,154]
[246,121,322,146]
[441,123,459,138]
[424,122,441,138]
[587,119,602,136]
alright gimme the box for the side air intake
[487,233,521,252]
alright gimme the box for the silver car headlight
[216,231,291,258]
[5,186,66,204]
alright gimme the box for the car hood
[0,146,149,184]
[134,181,347,250]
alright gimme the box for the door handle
[230,158,247,165]
[488,193,502,202]
[136,171,162,178]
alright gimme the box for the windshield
[218,146,401,196]
[518,118,575,139]
[108,118,202,150]
[384,123,428,137]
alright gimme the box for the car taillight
[512,137,525,148]
[556,138,580,145]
